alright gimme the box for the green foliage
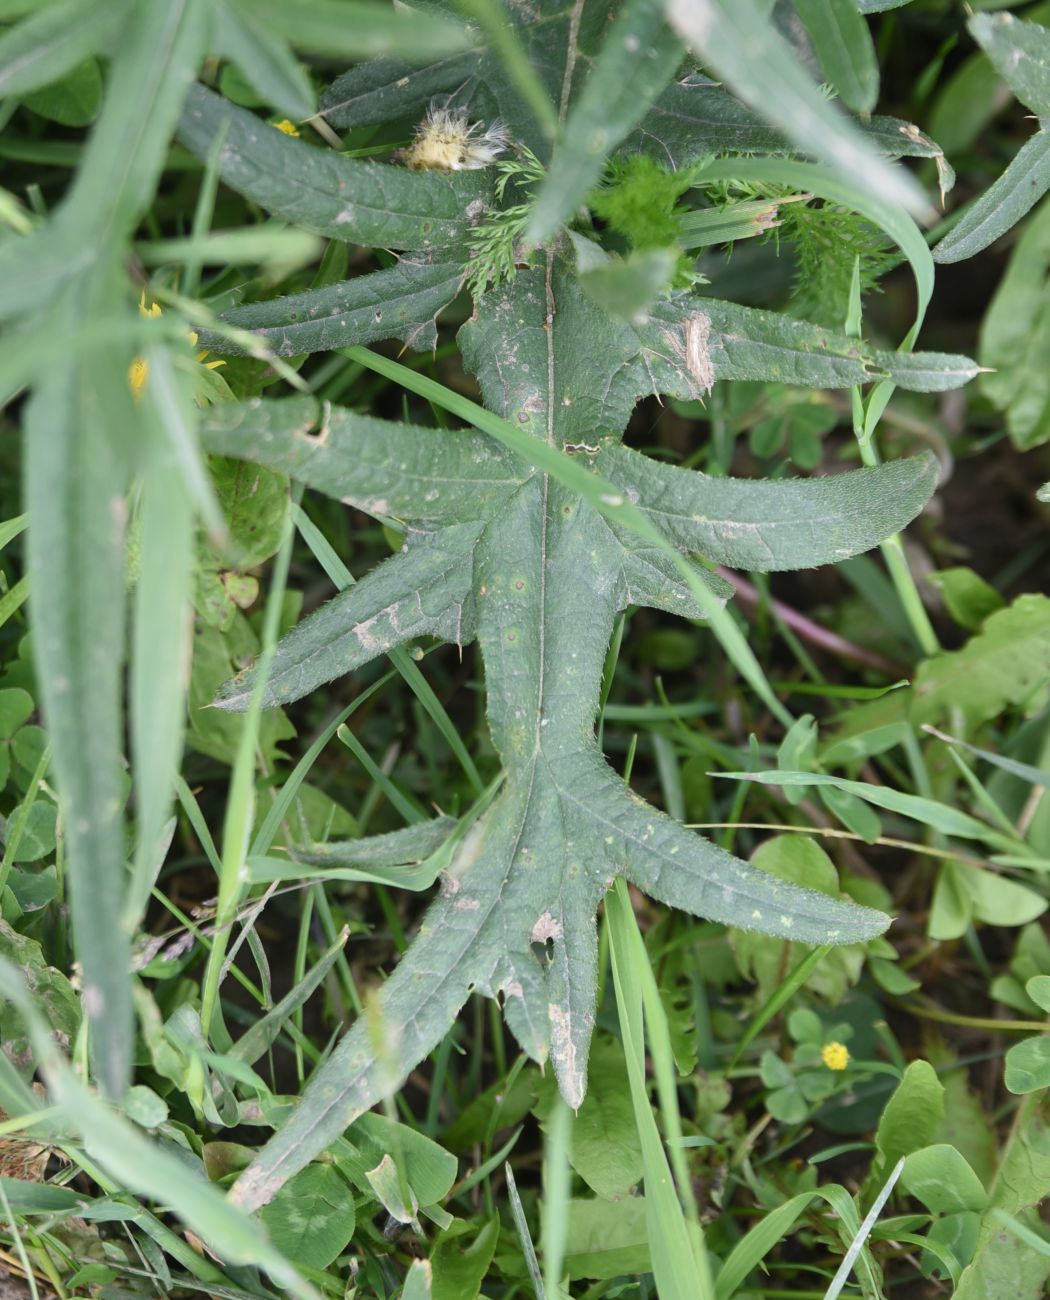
[933,9,1050,264]
[979,196,1050,450]
[3,0,1050,1295]
[872,1060,945,1180]
[591,154,699,250]
[200,267,947,1201]
[465,145,546,295]
[795,0,879,115]
[912,594,1050,726]
[535,1036,644,1198]
[782,202,898,328]
[258,1164,357,1270]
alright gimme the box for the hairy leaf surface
[178,83,490,251]
[203,259,467,357]
[935,12,1050,263]
[197,255,957,1209]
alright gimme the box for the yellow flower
[129,292,162,399]
[273,119,300,137]
[128,356,149,398]
[821,1041,850,1071]
[129,292,224,400]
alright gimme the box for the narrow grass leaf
[541,1097,573,1298]
[0,0,127,99]
[337,723,425,824]
[992,1209,1050,1258]
[607,879,714,1300]
[795,0,879,114]
[246,0,473,63]
[216,0,315,121]
[505,1161,547,1300]
[232,927,348,1066]
[716,769,1013,848]
[22,0,210,1097]
[56,0,210,244]
[823,1157,905,1300]
[249,680,393,858]
[127,447,194,929]
[729,944,832,1069]
[714,1192,819,1300]
[0,514,28,551]
[0,961,318,1299]
[527,0,684,244]
[0,577,29,633]
[25,299,134,1097]
[200,489,297,1036]
[138,227,322,272]
[663,0,931,220]
[922,725,1050,791]
[610,879,711,1280]
[140,340,225,542]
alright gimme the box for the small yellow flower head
[404,104,508,172]
[128,292,224,400]
[129,292,163,399]
[821,1041,850,1071]
[128,356,149,399]
[273,119,300,137]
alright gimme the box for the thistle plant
[168,8,980,1206]
[6,0,1020,1272]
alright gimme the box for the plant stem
[854,410,940,658]
[200,497,298,1039]
[847,258,941,659]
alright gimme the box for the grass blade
[795,0,879,115]
[216,0,316,121]
[0,960,318,1298]
[526,0,684,243]
[0,0,126,99]
[822,1157,904,1299]
[126,360,195,929]
[505,1161,547,1300]
[664,0,931,220]
[715,767,1019,849]
[607,879,715,1300]
[728,944,833,1069]
[25,299,134,1097]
